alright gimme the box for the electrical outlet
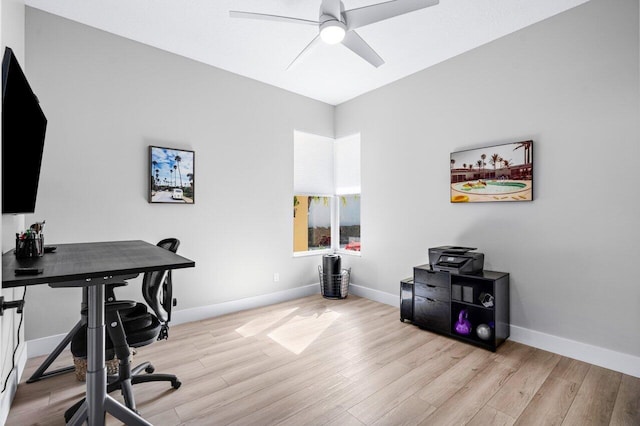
[273,273,280,282]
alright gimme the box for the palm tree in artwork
[480,154,486,178]
[187,173,194,198]
[151,160,158,190]
[468,164,473,171]
[451,159,455,170]
[476,160,483,171]
[170,169,174,187]
[175,155,183,188]
[173,165,178,187]
[155,169,159,189]
[490,153,502,171]
[502,159,512,168]
[513,141,532,164]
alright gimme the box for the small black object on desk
[14,267,43,275]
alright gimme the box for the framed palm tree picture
[149,146,195,204]
[450,140,533,203]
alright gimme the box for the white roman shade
[293,130,334,194]
[334,134,361,195]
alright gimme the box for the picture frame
[450,140,533,203]
[149,146,195,204]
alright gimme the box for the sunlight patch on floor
[235,307,299,337]
[267,310,341,355]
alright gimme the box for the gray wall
[336,0,640,357]
[23,8,334,340]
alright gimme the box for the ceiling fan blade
[344,0,439,31]
[229,11,319,26]
[341,31,384,68]
[320,0,342,20]
[287,35,322,70]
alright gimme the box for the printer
[429,246,484,275]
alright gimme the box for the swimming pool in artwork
[452,180,527,195]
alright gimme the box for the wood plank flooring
[6,295,639,425]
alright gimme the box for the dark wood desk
[2,240,195,426]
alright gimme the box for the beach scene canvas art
[450,141,533,203]
[149,146,195,204]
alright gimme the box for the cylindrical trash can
[319,255,350,299]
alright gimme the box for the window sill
[293,249,361,258]
[293,249,333,258]
[336,249,361,257]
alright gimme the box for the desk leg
[27,288,88,383]
[78,282,152,426]
[86,284,106,426]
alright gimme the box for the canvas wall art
[149,146,195,204]
[450,141,533,203]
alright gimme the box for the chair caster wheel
[172,380,182,389]
[145,365,155,374]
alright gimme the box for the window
[294,195,332,251]
[293,131,360,255]
[335,134,361,253]
[338,194,360,251]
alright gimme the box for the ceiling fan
[230,0,439,69]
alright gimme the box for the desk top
[2,240,195,288]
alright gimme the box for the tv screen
[2,47,47,214]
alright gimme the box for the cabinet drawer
[415,282,450,301]
[414,267,449,287]
[414,295,450,332]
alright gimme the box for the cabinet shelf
[401,265,509,352]
[449,332,495,350]
[451,299,493,311]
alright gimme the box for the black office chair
[65,238,181,420]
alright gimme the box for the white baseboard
[348,283,399,307]
[24,283,639,380]
[0,343,28,425]
[509,325,640,378]
[170,283,319,326]
[27,332,69,358]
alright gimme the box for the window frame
[293,131,360,257]
[293,193,335,257]
[334,194,361,257]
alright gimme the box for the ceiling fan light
[320,20,346,44]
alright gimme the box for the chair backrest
[142,238,180,339]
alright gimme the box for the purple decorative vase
[455,309,472,335]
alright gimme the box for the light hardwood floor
[6,295,639,425]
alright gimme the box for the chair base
[64,363,181,423]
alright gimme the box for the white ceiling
[25,0,590,105]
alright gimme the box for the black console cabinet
[401,264,509,351]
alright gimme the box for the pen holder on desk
[15,235,44,258]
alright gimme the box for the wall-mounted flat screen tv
[450,140,533,203]
[2,46,47,214]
